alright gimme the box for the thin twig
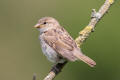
[33,73,36,80]
[43,0,114,80]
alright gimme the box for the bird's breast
[39,35,59,63]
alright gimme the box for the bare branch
[43,0,114,80]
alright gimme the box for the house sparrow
[34,17,96,67]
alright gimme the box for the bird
[34,17,96,67]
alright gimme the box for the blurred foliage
[0,0,120,80]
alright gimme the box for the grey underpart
[39,34,66,63]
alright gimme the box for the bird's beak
[34,24,40,28]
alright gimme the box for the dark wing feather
[43,27,78,61]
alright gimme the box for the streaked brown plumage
[34,17,96,67]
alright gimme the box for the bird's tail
[74,52,96,67]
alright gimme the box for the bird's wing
[43,27,96,67]
[43,27,78,61]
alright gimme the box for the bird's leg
[50,61,68,74]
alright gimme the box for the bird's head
[34,17,60,32]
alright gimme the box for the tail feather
[74,53,96,67]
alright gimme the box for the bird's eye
[43,22,47,24]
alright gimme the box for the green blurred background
[0,0,120,80]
